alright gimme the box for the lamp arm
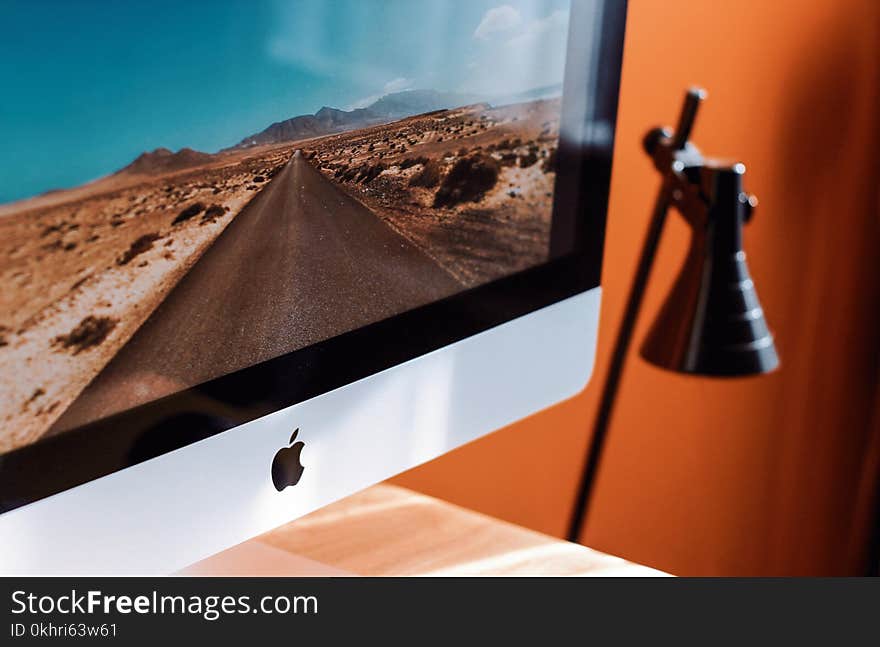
[566,87,777,543]
[566,88,707,544]
[566,177,673,542]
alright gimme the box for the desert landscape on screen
[0,94,561,452]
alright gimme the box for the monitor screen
[0,0,624,512]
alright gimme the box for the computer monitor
[0,0,626,574]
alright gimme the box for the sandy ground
[304,98,560,286]
[0,98,559,453]
[48,152,464,434]
[0,149,289,452]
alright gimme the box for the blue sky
[0,0,570,202]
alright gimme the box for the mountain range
[120,85,563,175]
[230,89,482,150]
[118,147,215,176]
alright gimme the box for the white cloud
[474,5,522,40]
[382,77,414,94]
[265,0,388,83]
[348,77,415,110]
[463,8,570,98]
[507,9,568,49]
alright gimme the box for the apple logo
[271,429,306,492]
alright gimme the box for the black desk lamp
[567,88,779,543]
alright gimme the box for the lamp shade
[640,165,779,376]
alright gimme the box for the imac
[0,0,626,574]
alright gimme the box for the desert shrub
[172,202,205,225]
[201,204,226,224]
[542,148,557,173]
[433,154,500,208]
[53,315,117,355]
[351,164,370,182]
[518,151,539,168]
[498,152,518,167]
[359,163,386,184]
[409,160,442,188]
[399,156,429,170]
[340,166,360,182]
[117,232,161,265]
[40,223,64,237]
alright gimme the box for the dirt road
[50,151,462,433]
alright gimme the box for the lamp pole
[567,85,778,543]
[566,89,706,543]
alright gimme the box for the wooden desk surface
[184,484,666,576]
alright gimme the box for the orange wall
[393,0,880,575]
